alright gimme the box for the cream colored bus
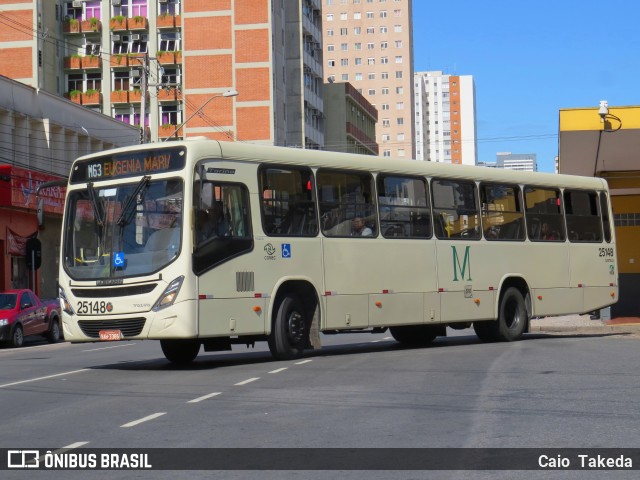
[58,140,618,363]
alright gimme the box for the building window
[395,40,403,48]
[398,149,405,157]
[354,27,361,34]
[341,43,348,51]
[368,73,375,80]
[327,44,335,51]
[395,56,402,63]
[381,41,388,49]
[397,117,404,125]
[382,119,390,127]
[396,102,404,109]
[355,42,362,50]
[326,29,334,36]
[340,28,348,35]
[341,73,349,81]
[355,57,362,65]
[340,12,348,20]
[354,12,361,19]
[380,26,387,34]
[381,104,389,110]
[366,27,375,34]
[341,58,348,66]
[381,87,389,94]
[396,86,403,94]
[381,72,389,79]
[328,59,335,67]
[355,73,362,80]
[382,134,390,141]
[326,14,334,21]
[380,10,387,17]
[368,89,376,95]
[397,133,405,141]
[394,25,402,32]
[395,71,403,78]
[367,57,375,65]
[383,150,391,157]
[366,11,374,18]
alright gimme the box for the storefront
[0,165,64,298]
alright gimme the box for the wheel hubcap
[287,311,305,344]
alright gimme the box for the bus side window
[431,179,481,240]
[564,190,602,242]
[599,191,612,243]
[524,187,565,242]
[377,174,431,239]
[480,183,525,241]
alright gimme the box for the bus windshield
[63,178,183,280]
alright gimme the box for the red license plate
[99,330,123,341]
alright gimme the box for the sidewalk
[529,314,640,335]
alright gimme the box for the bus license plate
[99,330,123,341]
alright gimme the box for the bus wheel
[268,295,306,360]
[389,325,437,346]
[497,287,527,341]
[161,339,200,364]
[473,321,497,342]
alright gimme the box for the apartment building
[0,0,324,147]
[322,0,414,159]
[496,152,537,172]
[414,70,477,165]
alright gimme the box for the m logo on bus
[452,245,472,282]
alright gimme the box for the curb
[530,324,640,335]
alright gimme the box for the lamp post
[163,89,239,141]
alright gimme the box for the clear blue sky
[412,0,640,172]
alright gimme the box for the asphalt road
[1,329,639,480]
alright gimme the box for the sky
[412,0,640,172]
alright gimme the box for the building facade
[323,81,378,155]
[496,152,537,172]
[414,71,477,165]
[322,0,414,159]
[0,0,325,147]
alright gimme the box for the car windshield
[62,178,183,280]
[0,294,17,310]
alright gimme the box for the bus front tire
[389,325,438,346]
[268,295,307,360]
[161,339,200,364]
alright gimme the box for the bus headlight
[59,287,75,315]
[152,275,184,312]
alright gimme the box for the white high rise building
[414,71,477,165]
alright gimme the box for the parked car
[0,289,62,347]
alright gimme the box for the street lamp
[163,89,239,141]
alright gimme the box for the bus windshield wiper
[87,182,105,227]
[117,176,151,226]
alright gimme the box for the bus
[57,140,618,363]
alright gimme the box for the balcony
[82,55,102,69]
[111,90,129,104]
[128,90,149,104]
[129,16,148,31]
[157,87,181,102]
[157,14,176,28]
[156,51,175,65]
[109,16,127,31]
[158,124,182,139]
[64,55,82,70]
[110,54,129,67]
[65,90,82,105]
[80,18,102,33]
[81,90,102,106]
[63,19,81,34]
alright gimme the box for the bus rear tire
[497,287,527,341]
[268,295,307,360]
[389,325,438,346]
[161,339,200,364]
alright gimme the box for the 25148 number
[77,301,112,314]
[599,248,614,257]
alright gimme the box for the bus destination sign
[70,148,186,184]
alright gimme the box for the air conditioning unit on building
[112,0,121,6]
[131,69,141,78]
[159,0,168,3]
[131,34,141,41]
[72,0,83,8]
[111,34,121,42]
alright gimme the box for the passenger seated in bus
[351,217,373,236]
[540,222,559,240]
[198,201,231,243]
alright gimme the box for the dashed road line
[53,442,90,454]
[294,359,313,365]
[234,377,260,386]
[120,412,166,428]
[187,392,222,404]
[268,367,288,374]
[0,369,89,389]
[82,344,136,352]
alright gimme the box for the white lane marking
[0,369,89,389]
[0,342,70,355]
[82,343,136,352]
[53,442,90,453]
[294,359,312,365]
[234,377,260,386]
[121,412,166,428]
[187,392,222,404]
[268,367,288,374]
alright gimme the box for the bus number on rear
[599,248,614,258]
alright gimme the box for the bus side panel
[322,237,437,329]
[198,298,266,337]
[569,243,617,313]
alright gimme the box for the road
[1,329,639,480]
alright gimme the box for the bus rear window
[564,190,602,242]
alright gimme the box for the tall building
[496,152,537,172]
[0,0,325,146]
[322,0,414,159]
[414,71,477,165]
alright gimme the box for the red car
[0,289,62,347]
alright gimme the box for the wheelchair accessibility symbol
[113,252,125,268]
[281,244,291,259]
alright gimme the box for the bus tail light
[152,276,184,312]
[59,287,75,315]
